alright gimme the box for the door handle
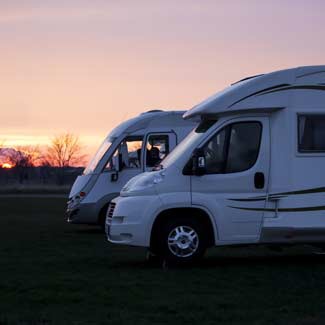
[254,172,265,189]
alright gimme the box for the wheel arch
[150,207,216,251]
[96,192,120,224]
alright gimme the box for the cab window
[298,115,325,152]
[105,136,143,171]
[146,134,170,167]
[203,122,262,174]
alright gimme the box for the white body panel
[107,66,325,248]
[66,110,198,225]
[191,116,270,243]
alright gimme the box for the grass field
[1,197,325,325]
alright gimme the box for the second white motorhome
[66,110,197,227]
[106,65,325,263]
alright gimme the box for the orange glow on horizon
[1,0,324,169]
[2,162,14,169]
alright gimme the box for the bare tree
[14,145,43,167]
[7,146,43,184]
[45,133,86,185]
[46,133,86,167]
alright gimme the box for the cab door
[191,117,270,243]
[144,133,177,171]
[85,136,143,203]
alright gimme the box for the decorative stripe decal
[269,186,325,197]
[229,84,325,108]
[228,186,325,202]
[258,85,325,96]
[297,71,325,78]
[228,205,325,213]
[228,197,266,202]
[228,195,287,202]
[229,84,290,108]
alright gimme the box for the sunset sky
[1,0,325,159]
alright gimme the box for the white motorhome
[106,66,325,263]
[66,110,197,227]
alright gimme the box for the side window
[204,127,228,173]
[105,137,143,171]
[203,122,262,174]
[146,134,170,168]
[298,115,325,152]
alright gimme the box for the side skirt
[260,227,325,243]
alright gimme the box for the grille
[107,202,116,221]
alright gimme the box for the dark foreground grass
[1,197,325,325]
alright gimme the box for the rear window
[298,114,325,152]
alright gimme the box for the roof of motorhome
[183,65,325,119]
[108,110,197,138]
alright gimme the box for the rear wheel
[157,216,207,264]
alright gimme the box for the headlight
[122,171,165,193]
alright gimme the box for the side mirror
[111,171,118,182]
[110,155,121,182]
[192,149,206,176]
[112,155,122,172]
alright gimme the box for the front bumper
[66,201,97,224]
[106,195,162,247]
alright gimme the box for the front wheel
[158,217,207,264]
[98,204,109,232]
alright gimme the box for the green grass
[1,197,325,324]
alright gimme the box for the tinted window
[146,134,170,167]
[298,115,325,152]
[203,122,262,174]
[105,136,143,171]
[195,119,218,133]
[204,127,227,173]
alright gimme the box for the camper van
[106,66,325,263]
[66,110,197,227]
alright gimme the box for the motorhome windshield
[83,138,114,175]
[160,129,202,169]
[160,119,217,169]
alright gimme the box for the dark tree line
[0,133,86,185]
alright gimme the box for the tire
[98,204,109,232]
[157,216,207,265]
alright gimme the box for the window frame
[102,135,144,172]
[144,132,176,169]
[200,120,263,175]
[297,113,325,154]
